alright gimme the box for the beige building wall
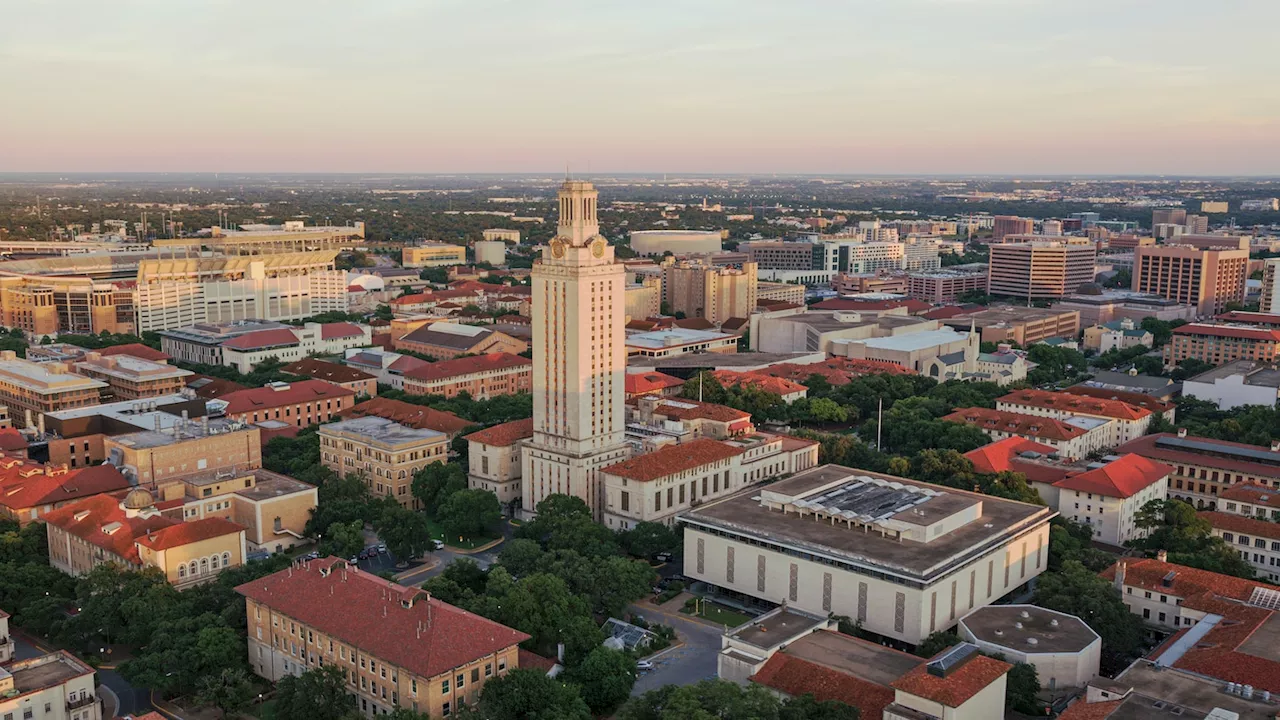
[1132,245,1249,315]
[244,597,521,718]
[0,653,100,720]
[988,241,1097,300]
[468,443,522,505]
[625,276,662,322]
[888,675,1007,720]
[402,244,466,268]
[756,281,805,306]
[107,427,263,487]
[319,423,448,509]
[136,529,246,589]
[684,521,1051,645]
[662,261,758,325]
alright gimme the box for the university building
[319,416,448,508]
[465,419,534,506]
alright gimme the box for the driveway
[14,634,151,716]
[628,601,724,695]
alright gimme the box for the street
[13,633,151,717]
[628,601,724,696]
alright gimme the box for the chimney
[1177,428,1188,438]
[1157,550,1168,563]
[37,413,44,435]
[1272,440,1280,453]
[1114,560,1127,591]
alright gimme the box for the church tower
[521,181,629,520]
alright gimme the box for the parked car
[432,539,445,550]
[377,544,387,553]
[636,660,654,671]
[655,552,673,563]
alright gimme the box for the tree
[1033,560,1142,669]
[1132,499,1255,577]
[411,462,468,515]
[437,488,502,540]
[375,506,432,562]
[320,519,365,559]
[914,631,961,658]
[807,397,848,423]
[565,647,636,715]
[1004,661,1042,715]
[197,668,254,720]
[274,666,355,720]
[618,521,681,560]
[470,667,591,720]
[618,679,856,719]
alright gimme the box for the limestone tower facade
[521,181,629,520]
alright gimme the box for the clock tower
[521,181,630,520]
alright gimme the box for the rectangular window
[471,668,479,683]
[456,673,465,689]
[442,680,449,694]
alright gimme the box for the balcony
[67,695,97,711]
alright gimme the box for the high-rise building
[661,259,758,325]
[522,182,630,520]
[987,240,1096,300]
[1040,220,1063,236]
[1184,214,1210,234]
[1152,208,1187,228]
[991,216,1035,242]
[1261,259,1280,314]
[1131,245,1248,315]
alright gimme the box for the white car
[432,539,445,550]
[636,660,654,671]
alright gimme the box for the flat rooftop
[7,652,93,695]
[848,327,969,352]
[1119,662,1275,719]
[1187,359,1280,388]
[960,605,1098,654]
[235,470,316,502]
[683,464,1053,583]
[626,328,736,349]
[728,607,828,650]
[319,415,445,446]
[110,417,251,449]
[0,358,108,394]
[783,629,922,688]
[627,352,826,371]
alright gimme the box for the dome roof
[122,487,155,510]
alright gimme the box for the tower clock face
[591,237,606,258]
[550,239,566,258]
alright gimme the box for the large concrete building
[135,251,348,332]
[158,221,365,255]
[958,605,1100,690]
[0,352,106,423]
[522,181,631,521]
[907,265,988,303]
[237,558,529,719]
[991,215,1035,242]
[624,276,662,322]
[0,650,101,720]
[939,306,1080,346]
[661,259,758,325]
[1132,245,1249,315]
[681,464,1055,645]
[401,242,467,268]
[988,240,1096,300]
[1164,323,1280,367]
[1057,288,1197,326]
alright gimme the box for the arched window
[211,555,220,570]
[200,558,209,574]
[222,552,232,567]
[178,565,186,579]
[189,561,198,576]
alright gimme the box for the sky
[3,0,1279,175]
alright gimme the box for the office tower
[1132,245,1248,316]
[1258,259,1280,314]
[992,216,1035,242]
[1152,208,1187,228]
[662,260,758,325]
[1184,215,1210,234]
[988,240,1096,300]
[522,181,629,520]
[1041,220,1063,236]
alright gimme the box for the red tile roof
[640,397,751,423]
[516,649,558,674]
[186,374,249,399]
[1219,482,1280,509]
[402,352,531,383]
[998,389,1152,421]
[1114,433,1280,478]
[1060,386,1174,416]
[220,328,300,351]
[624,372,686,396]
[753,357,916,385]
[750,648,897,717]
[42,492,174,564]
[220,380,355,415]
[136,517,244,550]
[672,317,716,331]
[464,418,534,447]
[96,343,171,362]
[961,437,1073,487]
[236,557,529,680]
[0,461,130,511]
[601,438,743,482]
[1200,511,1280,541]
[1053,454,1171,499]
[388,355,430,374]
[1101,558,1279,603]
[1173,323,1280,342]
[320,322,365,340]
[344,398,474,436]
[1056,699,1123,720]
[392,293,431,306]
[922,305,984,320]
[1215,311,1280,326]
[282,358,375,384]
[0,428,27,452]
[944,407,1087,442]
[889,652,1010,707]
[710,370,808,398]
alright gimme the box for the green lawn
[696,600,753,628]
[423,517,498,550]
[251,698,278,720]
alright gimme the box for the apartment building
[465,418,534,506]
[907,265,988,303]
[1132,245,1248,315]
[394,324,527,360]
[624,276,662,322]
[944,407,1112,461]
[996,389,1152,448]
[319,416,448,508]
[1262,259,1280,314]
[901,235,942,272]
[237,558,529,718]
[1164,323,1280,367]
[1115,432,1280,510]
[601,435,818,529]
[0,352,106,422]
[45,488,246,589]
[156,468,317,555]
[219,380,356,428]
[682,464,1055,645]
[661,260,758,326]
[135,251,348,333]
[219,322,371,374]
[73,352,192,400]
[756,281,805,306]
[1201,511,1280,582]
[988,240,1096,300]
[401,353,531,399]
[401,243,467,268]
[1152,208,1188,227]
[991,216,1034,242]
[0,651,100,720]
[282,358,377,398]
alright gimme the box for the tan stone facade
[319,417,448,509]
[0,651,100,720]
[104,424,263,487]
[662,260,758,326]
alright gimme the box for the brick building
[74,352,193,400]
[283,358,377,398]
[319,416,448,508]
[237,557,529,718]
[1164,323,1280,367]
[219,380,355,428]
[401,353,531,400]
[394,324,527,360]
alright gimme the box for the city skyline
[5,0,1279,175]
